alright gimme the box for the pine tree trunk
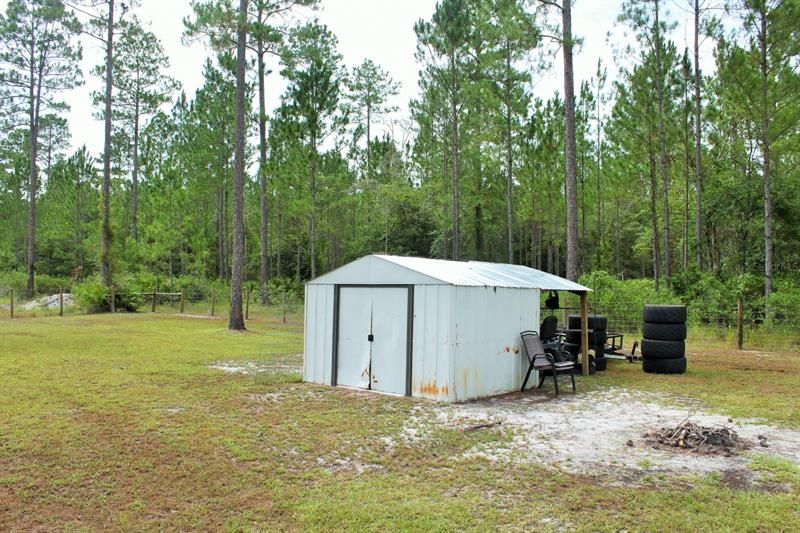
[683,135,689,271]
[562,0,579,281]
[310,137,318,279]
[505,42,514,264]
[132,100,140,241]
[654,0,671,281]
[596,74,603,268]
[473,44,484,261]
[26,33,39,294]
[615,194,621,275]
[450,49,461,261]
[100,0,114,288]
[276,201,283,278]
[759,7,773,301]
[683,85,690,271]
[693,0,703,270]
[217,186,225,279]
[547,188,554,273]
[76,170,84,271]
[366,101,371,183]
[228,0,248,331]
[648,152,661,290]
[257,41,269,304]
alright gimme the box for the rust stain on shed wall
[415,381,448,397]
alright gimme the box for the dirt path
[410,387,800,486]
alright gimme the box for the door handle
[368,334,374,342]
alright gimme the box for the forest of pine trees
[1,0,799,319]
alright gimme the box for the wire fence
[3,285,798,354]
[541,302,800,353]
[0,286,304,325]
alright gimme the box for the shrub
[578,271,680,331]
[0,271,28,292]
[767,279,800,325]
[266,276,303,303]
[73,279,110,313]
[35,274,72,296]
[174,275,214,301]
[73,278,142,313]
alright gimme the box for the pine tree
[229,0,247,330]
[105,17,178,242]
[0,0,82,292]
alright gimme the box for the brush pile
[644,419,753,455]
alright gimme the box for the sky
[0,0,720,154]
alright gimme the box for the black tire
[576,358,596,375]
[565,329,608,346]
[642,322,687,341]
[643,356,687,374]
[594,356,607,371]
[567,314,608,331]
[641,339,685,359]
[593,344,606,357]
[642,304,687,324]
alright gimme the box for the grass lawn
[1,311,799,531]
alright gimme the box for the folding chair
[520,330,576,396]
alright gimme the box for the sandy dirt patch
[410,387,800,485]
[18,293,74,310]
[209,360,302,375]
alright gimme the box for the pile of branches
[643,419,753,455]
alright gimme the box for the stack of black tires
[641,305,688,374]
[564,314,608,371]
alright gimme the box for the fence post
[59,287,64,316]
[9,289,13,319]
[151,286,157,313]
[110,285,115,313]
[245,287,250,320]
[282,291,286,324]
[180,289,185,314]
[737,298,744,350]
[211,288,216,317]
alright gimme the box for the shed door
[336,286,409,395]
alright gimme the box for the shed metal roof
[309,254,591,292]
[378,255,590,292]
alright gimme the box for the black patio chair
[520,330,576,396]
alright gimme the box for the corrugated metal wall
[303,284,335,385]
[451,287,540,401]
[410,285,454,401]
[304,282,541,402]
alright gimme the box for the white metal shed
[303,254,591,402]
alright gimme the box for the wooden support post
[59,288,64,316]
[151,286,157,313]
[737,298,744,350]
[180,289,185,314]
[580,292,589,376]
[110,285,115,313]
[245,287,250,320]
[9,289,13,319]
[211,289,216,317]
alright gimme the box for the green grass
[589,345,800,426]
[1,311,799,531]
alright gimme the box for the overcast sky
[0,0,719,154]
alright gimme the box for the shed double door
[336,286,410,395]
